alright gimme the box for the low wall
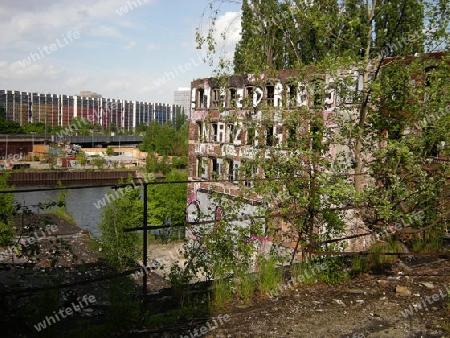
[2,170,138,184]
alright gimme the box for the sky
[0,0,242,104]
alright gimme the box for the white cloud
[65,75,89,88]
[146,44,159,51]
[123,41,137,50]
[214,11,241,60]
[106,80,131,91]
[88,25,122,38]
[0,0,149,45]
[0,0,217,104]
[197,11,242,65]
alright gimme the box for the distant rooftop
[77,91,102,98]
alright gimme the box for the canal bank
[7,170,161,237]
[2,169,139,186]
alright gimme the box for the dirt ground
[196,256,450,338]
[2,219,450,337]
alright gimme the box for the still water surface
[14,185,113,237]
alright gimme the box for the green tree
[99,182,143,268]
[0,110,24,134]
[155,122,176,155]
[233,0,287,73]
[92,157,105,169]
[76,151,87,166]
[140,120,161,153]
[147,171,187,234]
[374,0,424,57]
[22,122,52,135]
[232,0,428,73]
[106,146,114,156]
[146,151,158,173]
[135,123,148,134]
[170,123,189,156]
[190,0,450,286]
[158,155,171,175]
[0,173,15,247]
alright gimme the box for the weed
[235,272,257,305]
[368,238,400,267]
[213,277,233,309]
[257,257,282,294]
[411,229,443,253]
[317,257,349,285]
[351,255,370,275]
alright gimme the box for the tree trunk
[354,0,377,195]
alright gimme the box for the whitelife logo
[179,314,231,338]
[116,0,151,16]
[0,224,59,260]
[401,285,450,318]
[152,54,204,88]
[18,31,81,68]
[93,173,156,210]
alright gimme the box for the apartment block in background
[173,87,191,118]
[0,90,181,131]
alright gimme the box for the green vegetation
[236,272,257,305]
[107,277,141,331]
[106,146,114,156]
[0,173,15,247]
[92,157,106,169]
[257,257,283,295]
[47,181,75,225]
[99,178,143,268]
[139,120,188,156]
[147,171,187,241]
[75,151,87,166]
[212,277,233,309]
[0,107,24,134]
[233,0,424,73]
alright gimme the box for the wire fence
[1,173,449,299]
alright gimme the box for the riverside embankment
[2,169,139,185]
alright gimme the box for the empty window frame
[211,123,218,142]
[201,157,208,179]
[217,123,225,143]
[228,123,234,143]
[211,88,220,109]
[197,157,202,178]
[265,84,275,107]
[265,124,274,146]
[211,158,222,179]
[197,122,203,142]
[227,88,238,109]
[288,83,297,108]
[196,88,205,109]
[232,161,240,183]
[312,80,324,106]
[227,159,234,181]
[244,86,254,108]
[286,123,302,148]
[246,124,255,145]
[243,162,257,187]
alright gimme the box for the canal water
[14,185,113,237]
